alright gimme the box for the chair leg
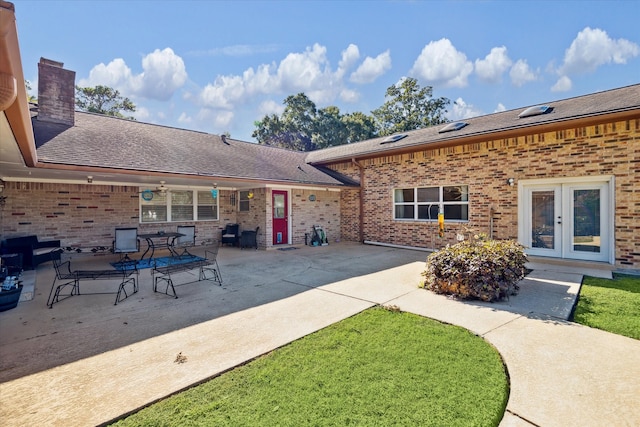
[200,260,222,285]
[46,279,78,308]
[115,276,138,305]
[154,275,178,298]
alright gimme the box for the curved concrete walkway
[0,243,638,426]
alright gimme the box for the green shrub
[422,236,527,302]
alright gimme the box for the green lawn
[112,307,508,426]
[573,274,640,340]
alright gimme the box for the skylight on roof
[438,122,468,133]
[381,134,407,144]
[518,105,552,118]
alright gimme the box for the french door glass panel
[572,189,601,253]
[531,190,555,249]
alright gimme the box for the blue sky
[15,0,640,142]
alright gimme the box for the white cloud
[79,48,187,101]
[79,58,133,88]
[551,75,573,92]
[510,59,538,87]
[197,43,372,112]
[200,74,247,109]
[339,88,360,103]
[494,103,506,113]
[337,44,361,79]
[350,50,392,84]
[177,112,192,124]
[410,38,473,88]
[187,44,280,57]
[447,97,483,121]
[559,27,639,75]
[277,43,333,94]
[132,106,150,121]
[134,48,188,101]
[257,99,284,117]
[196,109,234,129]
[475,46,512,84]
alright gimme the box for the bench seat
[152,250,222,298]
[47,254,138,308]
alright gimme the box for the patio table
[138,232,184,262]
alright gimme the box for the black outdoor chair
[240,226,260,249]
[221,224,240,247]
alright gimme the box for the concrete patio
[0,242,638,426]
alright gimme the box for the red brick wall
[0,182,229,251]
[236,188,266,249]
[331,118,640,270]
[290,188,340,246]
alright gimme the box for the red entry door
[272,190,288,245]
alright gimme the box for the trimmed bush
[422,236,527,302]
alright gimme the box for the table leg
[139,238,155,262]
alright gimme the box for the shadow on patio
[0,242,428,383]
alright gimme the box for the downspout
[351,158,364,242]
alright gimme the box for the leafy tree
[341,111,377,144]
[253,93,317,151]
[25,80,37,103]
[372,77,449,136]
[313,106,347,149]
[75,85,136,120]
[253,94,378,151]
[254,78,451,151]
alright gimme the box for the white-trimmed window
[197,190,218,220]
[394,185,469,221]
[239,190,251,212]
[140,189,219,223]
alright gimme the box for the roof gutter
[310,108,640,166]
[0,1,37,167]
[26,161,349,189]
[352,157,364,243]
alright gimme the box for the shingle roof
[33,111,354,186]
[305,83,640,165]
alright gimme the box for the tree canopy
[252,93,378,151]
[253,78,449,151]
[372,77,450,136]
[75,85,136,120]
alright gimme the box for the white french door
[520,178,612,262]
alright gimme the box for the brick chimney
[37,57,75,126]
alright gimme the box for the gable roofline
[305,83,640,165]
[31,108,356,188]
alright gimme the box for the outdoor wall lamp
[87,176,93,183]
[507,178,515,186]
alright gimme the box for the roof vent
[381,134,407,144]
[518,105,552,118]
[438,122,468,133]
